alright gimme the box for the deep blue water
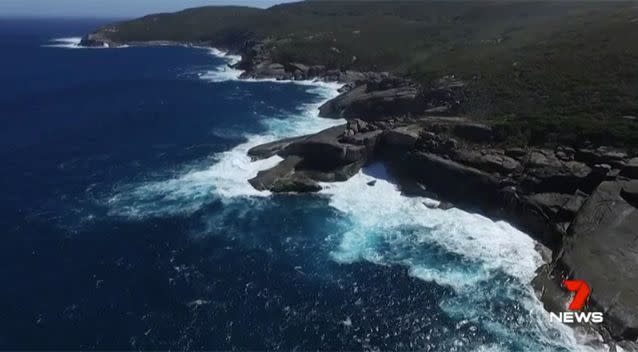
[0,19,594,351]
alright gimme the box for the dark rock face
[575,147,628,168]
[79,37,105,47]
[248,123,384,192]
[402,151,501,205]
[521,150,593,193]
[452,123,493,142]
[79,33,109,47]
[452,150,520,175]
[318,79,423,121]
[560,180,638,339]
[249,156,304,190]
[621,157,638,179]
[247,135,309,161]
[281,125,374,169]
[252,62,287,79]
[382,125,421,148]
[524,192,585,222]
[621,180,638,206]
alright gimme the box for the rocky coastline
[82,35,638,347]
[234,40,638,347]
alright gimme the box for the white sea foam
[43,37,126,49]
[42,37,84,49]
[104,52,601,350]
[107,76,343,217]
[320,165,603,351]
[199,48,244,82]
[320,164,543,286]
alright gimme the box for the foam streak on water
[107,62,344,217]
[42,37,84,49]
[43,37,116,49]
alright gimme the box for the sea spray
[320,165,601,351]
[107,61,344,217]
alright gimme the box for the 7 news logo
[549,279,604,324]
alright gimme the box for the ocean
[0,18,600,351]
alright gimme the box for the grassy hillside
[95,1,638,149]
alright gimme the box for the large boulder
[248,156,321,192]
[281,125,375,168]
[452,149,520,175]
[400,151,502,205]
[341,130,384,149]
[452,123,493,142]
[295,159,366,183]
[524,192,585,221]
[621,180,638,206]
[318,79,423,121]
[247,124,381,193]
[522,150,592,193]
[251,62,288,79]
[575,146,628,168]
[284,62,310,79]
[561,180,638,339]
[382,125,421,148]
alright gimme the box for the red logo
[563,279,590,311]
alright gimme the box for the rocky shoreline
[82,35,638,347]
[234,40,638,347]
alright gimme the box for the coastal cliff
[247,76,638,342]
[81,1,638,347]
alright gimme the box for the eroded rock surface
[560,180,638,339]
[318,79,423,121]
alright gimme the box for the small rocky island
[81,1,638,346]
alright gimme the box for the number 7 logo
[563,280,590,311]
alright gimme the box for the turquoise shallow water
[0,18,598,351]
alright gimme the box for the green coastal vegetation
[97,1,638,149]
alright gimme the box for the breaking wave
[106,73,343,217]
[319,165,602,351]
[43,37,119,49]
[199,48,244,82]
[43,37,84,49]
[103,52,605,351]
